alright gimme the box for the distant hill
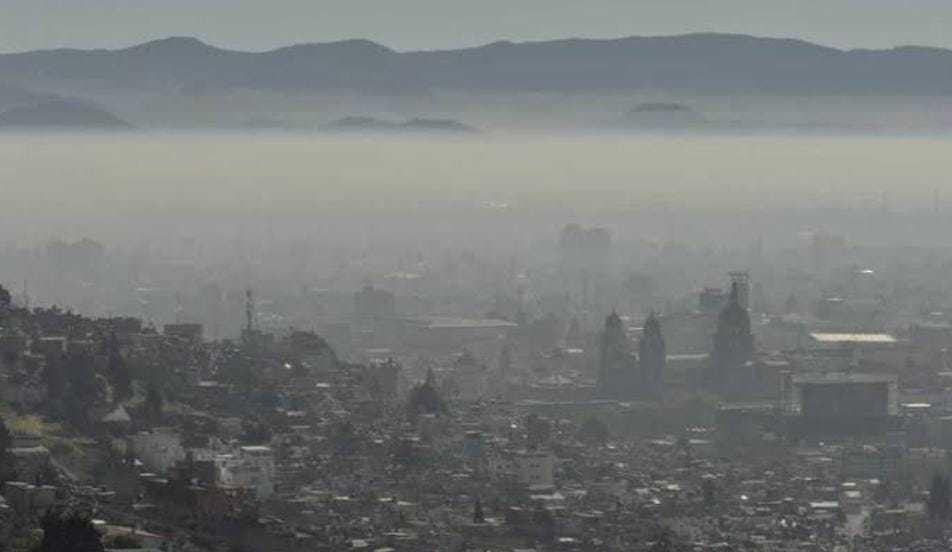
[619,102,706,128]
[401,118,476,133]
[324,116,399,131]
[323,116,477,133]
[2,34,952,96]
[0,82,44,109]
[0,99,133,129]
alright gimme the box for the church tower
[639,311,666,396]
[598,311,637,397]
[709,282,754,395]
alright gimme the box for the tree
[578,417,610,445]
[526,414,551,450]
[497,343,513,377]
[0,418,15,482]
[564,317,583,348]
[144,376,164,425]
[102,535,142,550]
[364,358,401,400]
[784,293,800,314]
[928,473,951,522]
[240,418,272,446]
[649,531,676,552]
[332,421,357,456]
[32,511,105,552]
[34,463,59,487]
[219,346,258,389]
[624,271,656,297]
[473,499,485,524]
[67,351,100,402]
[42,354,67,402]
[702,478,717,508]
[407,369,446,416]
[104,333,132,402]
[531,504,556,544]
[0,283,11,310]
[528,314,561,351]
[63,350,103,429]
[286,331,338,364]
[390,437,421,469]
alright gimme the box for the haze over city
[3,3,952,552]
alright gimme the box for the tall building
[791,373,898,437]
[559,224,612,270]
[453,349,489,402]
[708,283,754,396]
[353,285,399,349]
[729,271,750,310]
[559,224,612,312]
[700,271,751,313]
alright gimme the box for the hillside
[0,99,133,129]
[0,82,45,109]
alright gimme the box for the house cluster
[6,237,952,551]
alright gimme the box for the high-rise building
[729,271,750,311]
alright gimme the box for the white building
[807,332,905,367]
[215,446,275,499]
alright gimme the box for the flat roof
[416,317,518,329]
[809,333,898,344]
[240,445,272,452]
[667,353,709,361]
[793,372,896,385]
[915,321,952,330]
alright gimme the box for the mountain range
[2,33,951,96]
[1,33,951,129]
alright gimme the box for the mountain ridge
[2,32,952,97]
[2,32,952,131]
[3,32,940,57]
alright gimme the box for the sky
[1,0,951,53]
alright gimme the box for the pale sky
[1,0,950,53]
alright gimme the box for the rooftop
[415,317,518,330]
[240,446,273,454]
[809,332,898,344]
[792,372,897,385]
